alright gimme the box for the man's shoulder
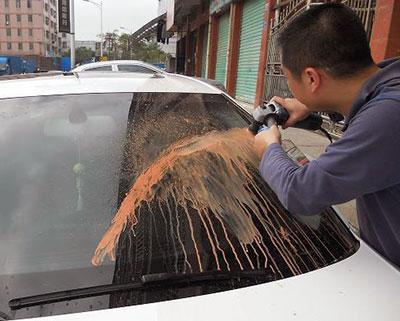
[354,89,400,122]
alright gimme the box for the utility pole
[83,0,103,58]
[100,1,103,57]
[70,0,76,68]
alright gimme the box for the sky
[75,0,159,41]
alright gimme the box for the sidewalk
[281,128,359,232]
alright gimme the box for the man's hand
[254,125,281,159]
[271,96,311,129]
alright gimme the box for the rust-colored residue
[92,128,270,267]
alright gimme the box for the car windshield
[0,92,358,319]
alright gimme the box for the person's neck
[332,65,381,116]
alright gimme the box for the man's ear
[303,67,321,93]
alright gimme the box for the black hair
[277,3,374,78]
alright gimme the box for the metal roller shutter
[215,11,230,86]
[235,0,265,103]
[201,24,209,78]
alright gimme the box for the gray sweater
[260,58,400,267]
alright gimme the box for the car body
[0,72,398,321]
[71,60,164,74]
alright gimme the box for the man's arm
[259,100,400,215]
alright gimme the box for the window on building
[46,31,50,39]
[54,23,57,30]
[63,42,67,49]
[17,28,22,36]
[45,17,49,25]
[28,14,33,22]
[5,14,10,25]
[46,44,50,52]
[27,0,32,9]
[29,42,34,50]
[6,29,11,37]
[18,43,23,50]
[5,0,9,8]
[45,3,48,11]
[29,29,33,37]
[17,15,22,22]
[7,43,12,50]
[16,0,21,8]
[62,33,66,38]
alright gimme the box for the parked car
[71,60,164,74]
[0,72,398,321]
[71,60,227,91]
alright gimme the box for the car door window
[117,64,156,73]
[85,65,112,72]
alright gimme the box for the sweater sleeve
[259,99,400,215]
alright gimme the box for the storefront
[201,24,209,78]
[215,10,231,86]
[235,0,265,103]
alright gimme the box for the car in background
[72,60,164,74]
[71,60,227,92]
[0,72,398,321]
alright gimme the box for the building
[157,0,177,58]
[75,40,101,52]
[167,0,400,108]
[0,0,69,57]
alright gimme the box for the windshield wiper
[9,269,274,311]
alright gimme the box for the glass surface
[0,93,358,319]
[85,65,113,72]
[117,65,156,74]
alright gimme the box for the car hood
[20,240,399,321]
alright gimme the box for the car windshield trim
[9,269,276,311]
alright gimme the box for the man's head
[277,3,376,111]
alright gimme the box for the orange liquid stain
[92,128,268,267]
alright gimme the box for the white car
[0,72,398,321]
[71,60,164,74]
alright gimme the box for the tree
[118,33,132,60]
[131,40,169,64]
[61,47,95,65]
[104,31,120,60]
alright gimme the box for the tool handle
[292,113,323,131]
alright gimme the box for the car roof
[72,60,162,72]
[0,72,222,99]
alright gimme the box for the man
[254,3,400,267]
